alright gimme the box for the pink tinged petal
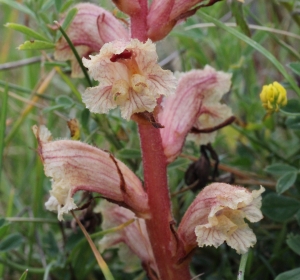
[33,125,149,221]
[147,0,176,41]
[111,0,141,16]
[98,200,158,276]
[159,66,232,162]
[54,3,129,78]
[177,183,264,255]
[83,39,176,120]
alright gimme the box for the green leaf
[280,99,300,116]
[286,234,300,256]
[0,233,24,252]
[61,7,78,31]
[276,172,297,194]
[18,40,55,50]
[54,0,62,12]
[275,268,300,280]
[55,95,74,108]
[262,193,300,222]
[265,163,298,175]
[288,62,300,76]
[197,11,300,97]
[0,0,36,18]
[168,158,189,170]
[5,23,49,42]
[285,116,300,130]
[231,1,251,37]
[18,269,28,280]
[61,0,74,12]
[116,149,141,159]
[296,210,300,226]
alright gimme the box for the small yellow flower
[260,81,287,113]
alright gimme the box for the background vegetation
[1,0,300,279]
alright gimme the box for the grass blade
[0,84,8,184]
[198,11,300,97]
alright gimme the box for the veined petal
[98,200,158,277]
[82,39,177,120]
[54,3,129,77]
[178,183,265,255]
[159,66,232,162]
[33,125,149,220]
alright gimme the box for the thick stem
[138,122,191,280]
[131,1,190,278]
[130,0,148,41]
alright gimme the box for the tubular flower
[158,66,232,163]
[82,39,177,120]
[54,3,129,77]
[260,81,287,113]
[32,125,150,221]
[98,200,158,278]
[178,183,265,255]
[147,0,221,41]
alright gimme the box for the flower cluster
[260,81,287,113]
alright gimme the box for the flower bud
[260,81,287,113]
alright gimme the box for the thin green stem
[238,252,249,280]
[54,21,92,87]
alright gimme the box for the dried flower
[260,81,287,113]
[158,66,232,162]
[32,125,149,220]
[54,3,129,77]
[98,200,158,277]
[178,183,265,255]
[82,39,177,120]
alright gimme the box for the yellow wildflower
[260,82,287,113]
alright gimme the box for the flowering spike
[260,81,287,113]
[178,183,265,255]
[158,66,232,162]
[32,125,150,220]
[82,39,177,120]
[54,3,129,77]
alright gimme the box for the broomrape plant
[30,1,265,279]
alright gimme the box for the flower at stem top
[82,39,177,120]
[158,65,233,162]
[54,3,129,77]
[178,183,265,255]
[260,81,287,113]
[32,125,150,221]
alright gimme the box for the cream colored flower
[98,200,158,276]
[32,125,149,221]
[159,66,232,162]
[54,3,129,77]
[82,39,177,120]
[178,183,265,254]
